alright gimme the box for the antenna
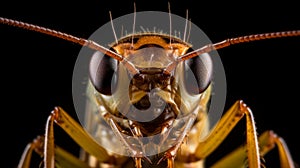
[180,30,300,61]
[164,30,300,74]
[0,17,139,75]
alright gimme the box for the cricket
[1,2,299,168]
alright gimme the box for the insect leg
[194,100,260,168]
[55,145,91,168]
[18,135,89,168]
[259,130,295,168]
[18,136,43,168]
[210,130,295,168]
[43,107,112,167]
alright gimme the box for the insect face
[72,11,226,159]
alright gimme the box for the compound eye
[184,53,213,95]
[89,51,118,95]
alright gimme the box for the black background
[1,0,299,167]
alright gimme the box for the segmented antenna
[164,30,300,74]
[0,17,139,75]
[179,30,300,61]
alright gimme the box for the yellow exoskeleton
[1,5,299,168]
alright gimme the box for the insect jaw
[101,101,199,158]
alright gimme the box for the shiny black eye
[89,51,118,95]
[184,53,213,95]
